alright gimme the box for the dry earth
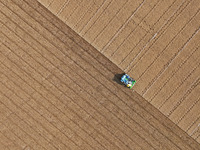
[38,0,200,143]
[0,0,200,149]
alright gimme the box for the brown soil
[0,0,199,149]
[38,0,200,142]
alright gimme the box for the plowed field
[38,0,200,142]
[0,0,200,149]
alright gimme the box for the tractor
[121,74,136,89]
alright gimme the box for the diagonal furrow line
[101,0,146,53]
[111,0,159,58]
[64,0,84,23]
[120,0,179,67]
[125,0,189,72]
[157,62,200,109]
[72,0,95,29]
[56,0,70,16]
[80,0,114,35]
[142,26,200,96]
[168,78,200,117]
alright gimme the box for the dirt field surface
[38,0,200,142]
[0,0,200,149]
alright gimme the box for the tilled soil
[38,0,200,142]
[0,0,200,149]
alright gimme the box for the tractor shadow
[112,73,125,85]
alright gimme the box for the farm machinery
[120,74,136,89]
